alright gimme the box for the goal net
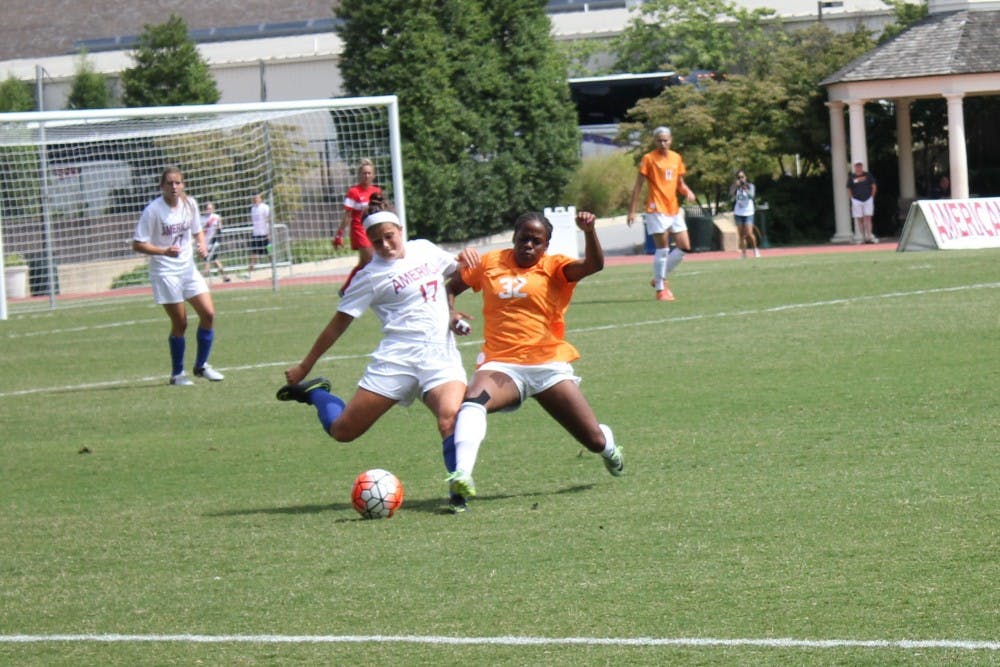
[0,96,403,319]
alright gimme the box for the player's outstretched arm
[564,210,604,282]
[285,311,354,384]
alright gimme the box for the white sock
[599,423,617,458]
[453,402,487,476]
[665,247,685,275]
[652,248,669,289]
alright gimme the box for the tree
[613,0,776,74]
[879,0,928,43]
[767,25,875,175]
[0,75,35,112]
[120,14,219,107]
[67,51,112,109]
[614,0,876,180]
[336,0,579,240]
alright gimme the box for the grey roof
[0,0,339,61]
[0,0,631,62]
[822,10,1000,85]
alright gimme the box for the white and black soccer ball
[351,468,404,519]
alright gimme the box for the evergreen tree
[336,0,579,240]
[120,14,220,107]
[0,75,35,112]
[67,51,112,109]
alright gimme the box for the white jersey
[202,212,222,244]
[134,195,202,277]
[250,202,270,236]
[338,239,459,348]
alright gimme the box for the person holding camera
[729,170,759,258]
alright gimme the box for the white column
[944,93,969,199]
[846,99,869,243]
[827,101,852,243]
[896,98,916,200]
[847,99,869,168]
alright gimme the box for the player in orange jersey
[444,209,624,508]
[627,126,696,301]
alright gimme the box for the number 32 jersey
[460,249,579,366]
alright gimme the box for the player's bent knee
[330,425,362,443]
[463,390,491,407]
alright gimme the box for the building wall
[3,4,896,111]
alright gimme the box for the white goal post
[0,96,404,320]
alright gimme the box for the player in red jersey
[334,159,382,296]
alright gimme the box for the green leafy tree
[768,24,875,175]
[120,14,220,107]
[0,75,35,112]
[337,0,579,240]
[880,0,928,43]
[613,0,776,74]
[67,51,112,109]
[0,76,40,218]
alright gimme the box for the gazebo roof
[821,9,1000,85]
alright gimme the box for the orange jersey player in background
[627,126,697,301]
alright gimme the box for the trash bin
[27,252,59,296]
[685,205,716,252]
[755,203,771,248]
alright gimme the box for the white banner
[898,197,1000,251]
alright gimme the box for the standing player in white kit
[132,166,224,386]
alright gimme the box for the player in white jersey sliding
[132,166,224,386]
[276,195,480,512]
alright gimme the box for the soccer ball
[351,468,404,519]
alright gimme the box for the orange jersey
[639,149,686,216]
[460,249,580,365]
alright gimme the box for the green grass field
[2,248,998,665]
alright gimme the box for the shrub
[755,174,836,245]
[290,238,349,264]
[111,265,150,289]
[561,151,635,217]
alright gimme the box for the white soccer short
[851,197,874,218]
[360,340,466,406]
[644,211,687,235]
[477,360,581,408]
[150,263,209,305]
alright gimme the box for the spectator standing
[929,174,951,199]
[847,162,878,244]
[729,170,759,258]
[201,201,230,282]
[627,126,696,301]
[246,193,270,278]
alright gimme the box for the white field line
[2,282,997,400]
[0,634,997,650]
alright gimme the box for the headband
[362,210,400,230]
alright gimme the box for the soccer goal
[0,96,403,320]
